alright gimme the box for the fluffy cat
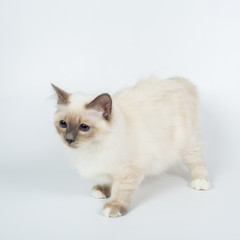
[52,77,210,218]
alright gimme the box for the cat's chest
[65,147,117,181]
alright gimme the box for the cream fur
[53,77,210,217]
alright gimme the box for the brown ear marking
[87,93,112,121]
[51,83,70,105]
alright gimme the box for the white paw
[102,202,127,218]
[191,178,210,190]
[103,207,122,218]
[91,189,106,199]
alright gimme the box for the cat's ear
[51,84,70,105]
[87,93,112,120]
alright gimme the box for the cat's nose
[66,138,75,144]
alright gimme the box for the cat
[52,77,210,218]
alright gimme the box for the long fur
[53,77,210,217]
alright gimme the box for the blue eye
[59,120,67,128]
[80,124,90,132]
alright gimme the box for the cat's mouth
[66,142,79,149]
[64,139,83,149]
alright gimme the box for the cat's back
[113,76,200,145]
[113,77,198,112]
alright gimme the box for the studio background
[1,0,240,239]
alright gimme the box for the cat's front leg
[91,184,111,199]
[102,166,144,218]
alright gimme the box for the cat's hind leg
[91,184,111,199]
[183,144,210,190]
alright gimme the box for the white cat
[52,77,210,218]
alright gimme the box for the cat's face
[52,84,112,149]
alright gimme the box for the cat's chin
[66,143,84,149]
[67,145,79,149]
[62,142,82,149]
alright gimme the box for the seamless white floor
[1,0,240,239]
[1,149,240,240]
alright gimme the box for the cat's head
[52,84,113,148]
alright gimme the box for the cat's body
[52,77,210,217]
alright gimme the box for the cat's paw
[91,185,111,199]
[92,188,106,199]
[102,202,127,218]
[191,178,210,190]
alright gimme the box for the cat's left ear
[51,84,70,105]
[87,93,112,120]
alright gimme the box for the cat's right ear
[51,84,70,105]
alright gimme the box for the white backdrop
[1,0,240,239]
